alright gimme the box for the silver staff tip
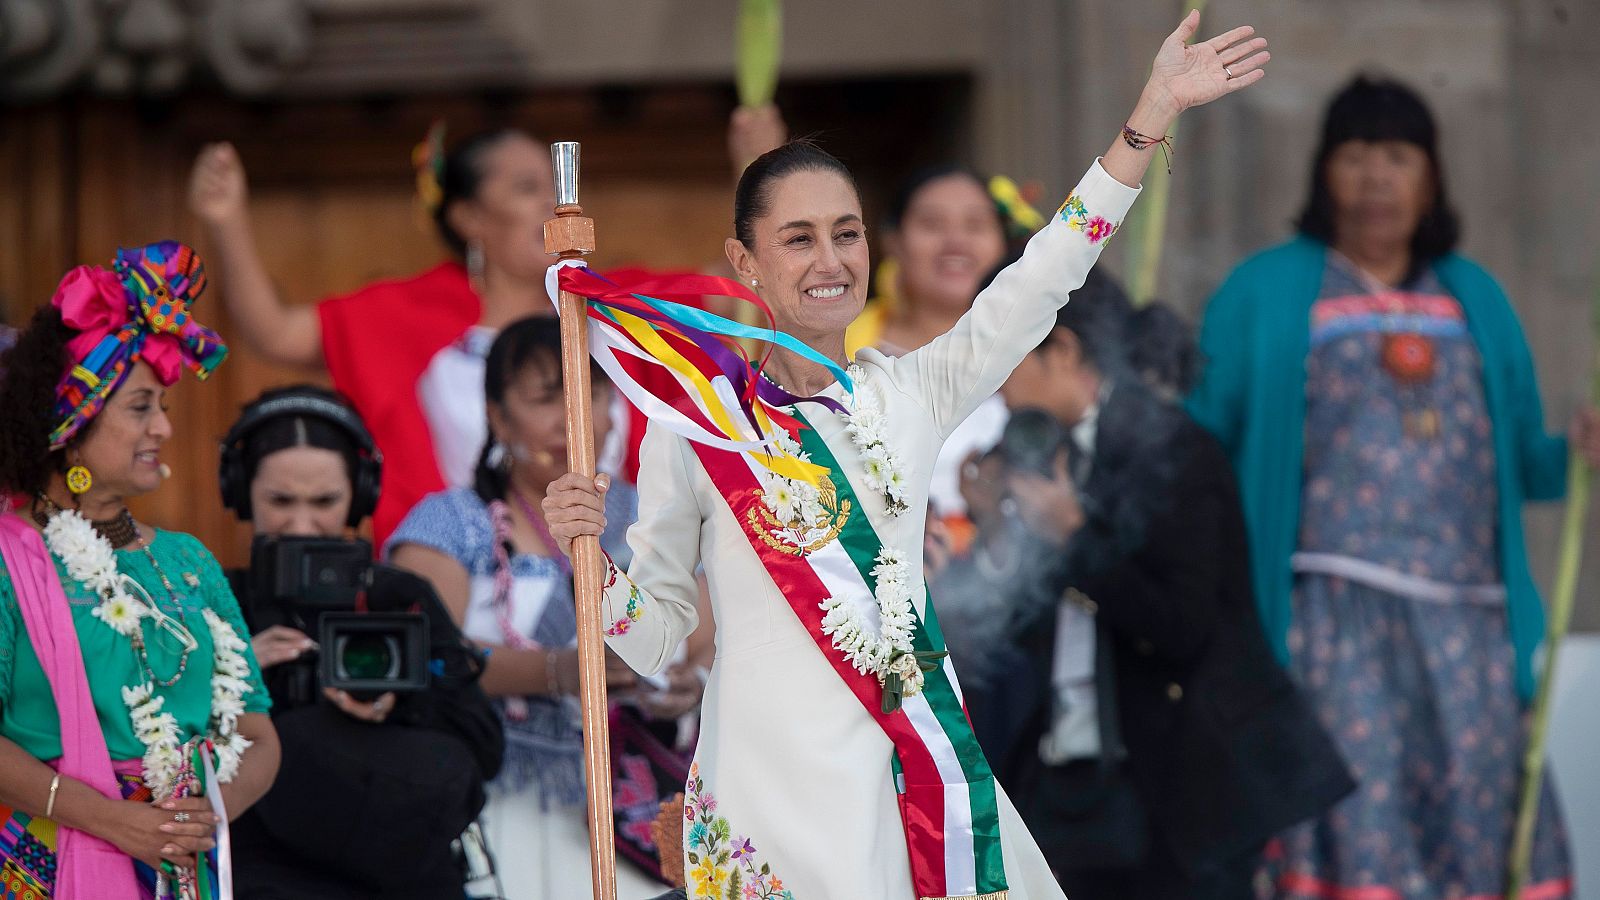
[551,142,580,206]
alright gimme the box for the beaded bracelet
[601,549,620,591]
[1121,124,1173,174]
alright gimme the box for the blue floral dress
[1262,257,1571,898]
[385,485,666,898]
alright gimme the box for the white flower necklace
[43,509,252,799]
[760,364,936,710]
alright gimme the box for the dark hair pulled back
[0,305,75,496]
[237,385,364,489]
[471,316,606,503]
[883,164,1002,234]
[733,139,859,247]
[433,128,523,258]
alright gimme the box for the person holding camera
[969,270,1353,899]
[220,385,502,899]
[0,243,279,898]
[388,317,685,898]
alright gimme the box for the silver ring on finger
[174,812,192,823]
[1224,65,1236,79]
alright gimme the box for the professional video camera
[247,535,431,705]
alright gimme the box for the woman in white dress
[546,15,1268,898]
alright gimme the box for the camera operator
[221,385,501,899]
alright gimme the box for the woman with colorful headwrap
[0,243,280,898]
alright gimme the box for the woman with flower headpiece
[189,113,789,550]
[843,167,1047,547]
[544,15,1269,898]
[0,242,279,899]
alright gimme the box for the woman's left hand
[1145,10,1269,113]
[153,796,220,866]
[1571,405,1600,468]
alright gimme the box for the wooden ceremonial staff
[544,141,619,900]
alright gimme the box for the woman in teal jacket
[1188,77,1600,899]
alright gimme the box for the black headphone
[219,388,382,527]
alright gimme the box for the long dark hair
[0,305,74,496]
[471,316,604,504]
[733,139,859,248]
[1295,75,1461,265]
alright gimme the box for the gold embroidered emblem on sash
[746,481,851,556]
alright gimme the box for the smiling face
[725,168,869,347]
[1324,138,1433,258]
[71,361,172,499]
[888,173,1006,316]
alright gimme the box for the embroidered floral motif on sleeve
[604,564,646,637]
[1057,191,1118,244]
[683,763,794,900]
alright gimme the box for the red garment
[318,263,478,548]
[317,262,712,547]
[600,267,715,484]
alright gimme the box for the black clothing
[979,385,1354,893]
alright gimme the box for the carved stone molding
[2,0,322,99]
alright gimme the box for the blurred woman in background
[387,317,702,898]
[1189,75,1600,898]
[190,128,557,547]
[845,165,1031,527]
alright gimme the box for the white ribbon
[544,261,782,454]
[201,749,234,900]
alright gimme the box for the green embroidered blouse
[0,528,270,761]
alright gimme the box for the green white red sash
[691,409,1008,900]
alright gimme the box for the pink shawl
[0,514,141,896]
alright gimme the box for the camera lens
[336,633,402,680]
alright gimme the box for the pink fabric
[52,264,185,386]
[0,514,141,896]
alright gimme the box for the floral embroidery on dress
[684,763,795,899]
[605,581,645,637]
[1056,191,1118,244]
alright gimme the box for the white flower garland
[761,363,923,695]
[44,509,251,799]
[840,366,909,517]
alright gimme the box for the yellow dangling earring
[65,465,92,495]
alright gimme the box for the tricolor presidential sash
[691,409,1008,900]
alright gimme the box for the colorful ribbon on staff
[546,263,850,484]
